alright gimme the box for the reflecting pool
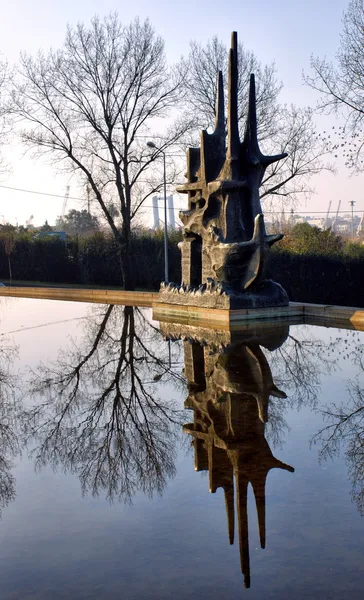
[0,297,363,599]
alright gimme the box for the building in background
[151,195,176,231]
[167,195,175,230]
[152,196,160,230]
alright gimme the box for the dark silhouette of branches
[0,57,11,178]
[0,419,17,517]
[305,0,364,171]
[0,320,20,516]
[22,305,186,502]
[266,328,339,409]
[262,324,364,514]
[265,328,363,455]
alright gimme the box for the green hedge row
[0,233,363,307]
[0,233,181,290]
[266,251,364,307]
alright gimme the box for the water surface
[0,297,362,599]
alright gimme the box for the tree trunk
[118,241,135,291]
[7,255,12,285]
[119,217,136,291]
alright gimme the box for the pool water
[0,297,363,599]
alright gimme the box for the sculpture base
[157,279,289,310]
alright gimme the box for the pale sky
[0,0,362,226]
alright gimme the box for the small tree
[39,220,53,232]
[56,209,99,235]
[0,225,16,283]
[12,15,191,289]
[280,222,343,255]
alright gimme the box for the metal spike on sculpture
[158,31,289,309]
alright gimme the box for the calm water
[0,297,363,599]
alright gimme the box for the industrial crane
[61,185,70,219]
[357,213,364,236]
[323,201,332,229]
[331,200,341,233]
[25,215,34,228]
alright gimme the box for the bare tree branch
[305,0,364,171]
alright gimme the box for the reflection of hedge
[0,233,363,307]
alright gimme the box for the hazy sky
[0,0,362,226]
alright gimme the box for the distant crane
[331,200,341,233]
[357,213,364,236]
[323,201,332,229]
[61,185,70,219]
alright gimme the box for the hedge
[0,233,362,307]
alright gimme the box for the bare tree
[305,0,364,171]
[0,57,11,179]
[22,304,186,502]
[12,15,192,288]
[181,36,332,209]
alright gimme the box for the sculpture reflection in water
[24,305,185,502]
[161,322,295,588]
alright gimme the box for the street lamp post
[349,200,356,237]
[147,141,169,283]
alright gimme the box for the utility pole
[349,200,356,237]
[146,141,169,283]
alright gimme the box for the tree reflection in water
[312,380,363,515]
[23,305,186,502]
[265,327,363,514]
[300,329,364,516]
[0,319,19,516]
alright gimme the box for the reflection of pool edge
[0,286,156,306]
[0,287,363,331]
[154,301,364,331]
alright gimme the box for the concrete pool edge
[0,286,363,330]
[0,286,157,306]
